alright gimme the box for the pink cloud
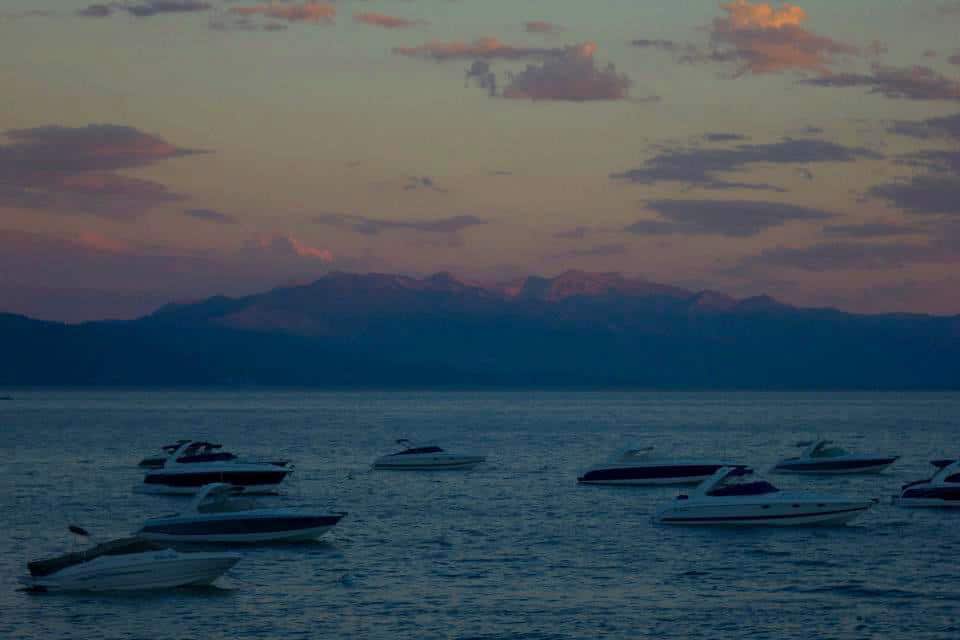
[525,21,561,34]
[353,12,422,29]
[230,3,335,23]
[249,233,334,262]
[74,231,131,253]
[709,0,856,75]
[393,37,558,61]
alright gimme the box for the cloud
[525,21,561,34]
[554,226,590,240]
[465,61,498,96]
[0,124,203,218]
[889,112,960,140]
[625,199,833,237]
[822,221,925,238]
[630,39,691,53]
[353,12,422,29]
[556,243,628,258]
[126,1,210,17]
[78,4,112,17]
[74,230,132,253]
[868,176,960,215]
[403,176,446,193]
[79,1,211,18]
[230,3,335,23]
[0,228,347,321]
[313,213,487,235]
[897,149,960,174]
[610,138,879,191]
[707,0,856,75]
[734,238,959,272]
[183,208,237,224]
[246,233,333,261]
[802,65,960,101]
[501,43,632,101]
[393,37,560,61]
[208,14,288,32]
[704,132,749,142]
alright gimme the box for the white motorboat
[894,459,960,507]
[654,466,877,526]
[138,483,347,543]
[772,439,898,474]
[138,451,294,495]
[577,447,738,485]
[138,440,291,470]
[22,528,240,592]
[372,439,485,470]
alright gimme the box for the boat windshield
[28,538,165,577]
[708,481,779,497]
[396,446,444,455]
[811,444,849,458]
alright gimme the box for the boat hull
[372,455,485,471]
[139,468,292,495]
[893,496,960,508]
[23,552,240,592]
[772,457,898,475]
[578,463,731,486]
[139,512,346,543]
[655,500,875,526]
[894,486,960,507]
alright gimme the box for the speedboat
[772,439,898,474]
[138,483,347,543]
[138,452,294,495]
[654,466,877,526]
[138,440,291,470]
[372,439,485,470]
[894,459,960,507]
[21,527,240,592]
[577,447,737,485]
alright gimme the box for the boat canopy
[708,481,779,497]
[28,537,164,577]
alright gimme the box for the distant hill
[2,270,959,388]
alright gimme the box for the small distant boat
[772,439,898,474]
[138,483,347,543]
[22,527,240,592]
[372,439,485,470]
[654,466,877,526]
[577,447,737,485]
[138,440,290,470]
[894,459,960,508]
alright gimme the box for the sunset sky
[2,0,960,321]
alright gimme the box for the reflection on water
[1,391,959,638]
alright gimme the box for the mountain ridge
[1,270,958,389]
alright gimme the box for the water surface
[1,391,958,639]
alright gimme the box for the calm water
[1,391,958,639]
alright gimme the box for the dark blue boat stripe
[144,470,290,487]
[579,464,725,482]
[902,487,960,500]
[375,462,477,468]
[661,505,869,523]
[143,515,343,535]
[775,458,896,471]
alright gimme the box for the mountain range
[2,270,959,388]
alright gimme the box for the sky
[2,0,960,321]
